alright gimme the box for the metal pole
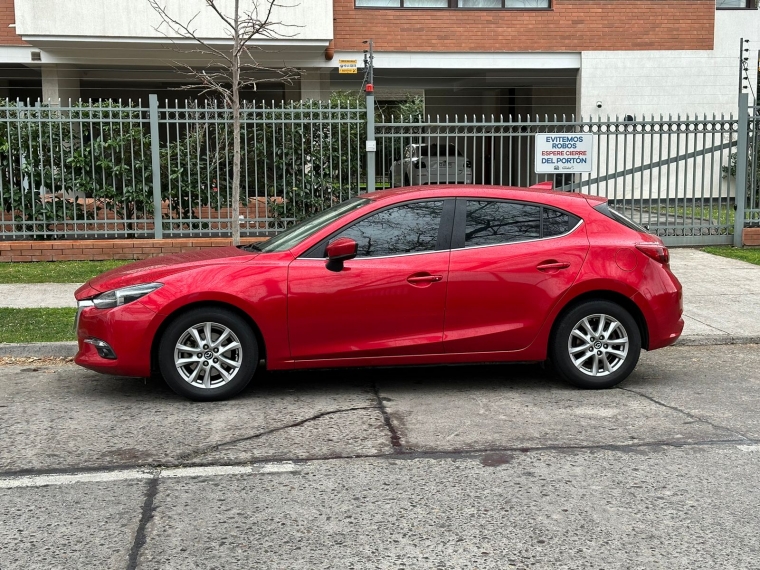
[366,93,375,193]
[734,92,749,248]
[365,39,375,192]
[149,94,163,239]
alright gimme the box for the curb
[673,335,760,347]
[0,342,78,358]
[1,336,758,360]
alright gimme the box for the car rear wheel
[550,300,641,389]
[158,308,258,401]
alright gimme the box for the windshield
[252,198,371,253]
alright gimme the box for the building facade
[0,1,755,116]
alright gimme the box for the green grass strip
[0,260,131,284]
[0,308,77,343]
[702,246,760,267]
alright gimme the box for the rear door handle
[407,274,443,285]
[537,261,570,271]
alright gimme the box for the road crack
[176,406,380,463]
[618,386,754,442]
[126,475,159,570]
[372,381,403,452]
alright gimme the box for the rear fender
[523,278,652,360]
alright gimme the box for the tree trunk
[231,0,241,246]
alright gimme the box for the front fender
[137,262,291,367]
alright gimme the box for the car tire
[549,300,641,389]
[158,307,258,401]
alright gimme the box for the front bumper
[74,300,161,377]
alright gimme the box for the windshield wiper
[238,243,261,252]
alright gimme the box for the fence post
[366,90,376,192]
[734,93,749,248]
[149,94,163,240]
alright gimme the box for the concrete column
[300,69,331,102]
[41,65,80,106]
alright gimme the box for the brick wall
[334,0,715,52]
[0,238,268,263]
[0,0,24,45]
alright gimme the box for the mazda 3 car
[75,185,683,401]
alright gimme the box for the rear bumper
[636,266,684,350]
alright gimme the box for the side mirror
[325,237,358,272]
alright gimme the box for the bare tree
[149,0,300,245]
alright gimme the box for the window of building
[716,0,754,8]
[355,0,550,8]
[334,201,444,257]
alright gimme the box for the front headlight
[92,283,163,309]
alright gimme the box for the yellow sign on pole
[339,59,358,74]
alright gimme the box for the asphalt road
[1,345,759,569]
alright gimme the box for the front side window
[333,201,444,257]
[356,0,549,7]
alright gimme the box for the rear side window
[463,200,580,248]
[543,207,580,238]
[465,201,541,247]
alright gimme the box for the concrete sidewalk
[0,248,758,356]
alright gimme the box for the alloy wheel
[173,321,243,389]
[567,314,629,377]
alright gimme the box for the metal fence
[745,103,760,228]
[0,94,749,246]
[0,95,366,239]
[376,114,740,246]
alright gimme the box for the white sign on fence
[535,134,593,173]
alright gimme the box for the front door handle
[407,273,443,285]
[537,261,570,271]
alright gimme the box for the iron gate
[375,114,740,247]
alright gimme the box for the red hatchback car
[75,185,683,401]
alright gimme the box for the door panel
[288,252,450,360]
[443,200,589,354]
[288,199,453,361]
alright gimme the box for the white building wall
[14,0,333,42]
[579,11,760,118]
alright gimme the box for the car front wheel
[550,300,641,389]
[158,307,258,401]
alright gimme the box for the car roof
[360,185,605,206]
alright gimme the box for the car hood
[75,246,258,300]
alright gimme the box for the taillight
[465,160,472,169]
[636,243,669,264]
[413,160,425,169]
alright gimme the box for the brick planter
[744,228,760,247]
[0,238,267,263]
